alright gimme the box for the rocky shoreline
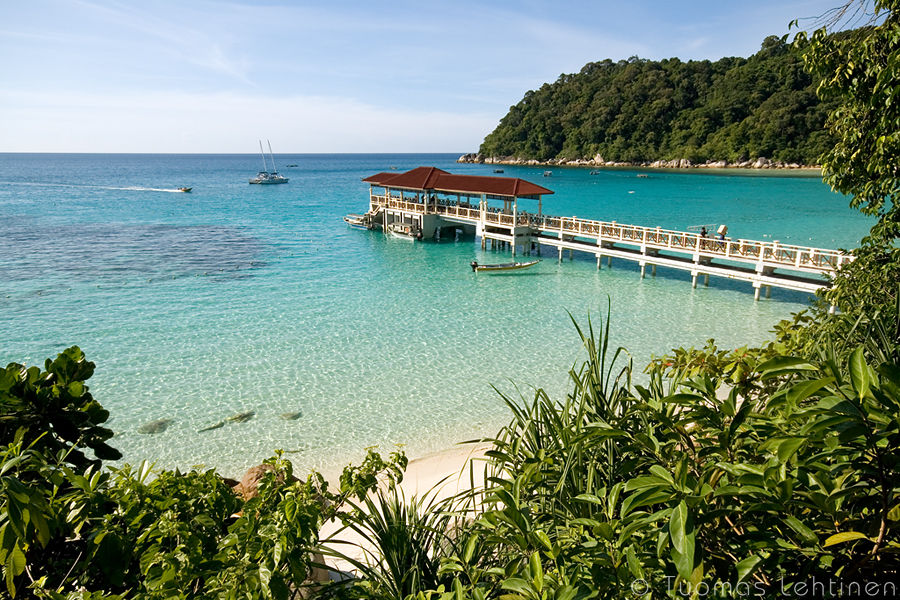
[457,153,820,171]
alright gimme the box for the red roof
[363,166,553,197]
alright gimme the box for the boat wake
[0,182,189,193]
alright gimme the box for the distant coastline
[457,153,821,171]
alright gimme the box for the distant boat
[387,222,421,241]
[177,187,192,193]
[249,141,289,184]
[470,259,541,273]
[285,164,298,167]
[493,169,504,173]
[543,171,552,177]
[590,170,600,175]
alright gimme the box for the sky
[0,0,851,153]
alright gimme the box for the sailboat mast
[259,140,269,172]
[267,140,279,174]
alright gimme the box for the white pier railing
[370,195,852,279]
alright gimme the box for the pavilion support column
[640,262,646,278]
[651,264,657,276]
[692,271,699,289]
[704,274,710,287]
[765,285,771,298]
[607,256,612,268]
[597,254,602,270]
[558,246,564,261]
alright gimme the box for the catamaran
[249,141,289,184]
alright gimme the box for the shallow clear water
[0,154,873,479]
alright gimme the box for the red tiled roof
[363,166,553,197]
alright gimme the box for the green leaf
[775,438,806,463]
[823,531,871,547]
[670,501,689,555]
[758,356,817,379]
[849,347,870,398]
[784,516,817,546]
[735,555,762,582]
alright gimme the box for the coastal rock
[228,410,255,423]
[754,157,769,168]
[138,419,173,434]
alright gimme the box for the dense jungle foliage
[4,2,900,598]
[478,36,837,164]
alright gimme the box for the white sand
[317,441,491,577]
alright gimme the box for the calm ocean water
[0,153,873,479]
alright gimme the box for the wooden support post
[558,246,564,261]
[765,285,771,299]
[704,274,709,287]
[640,263,646,278]
[607,256,612,268]
[651,264,657,276]
[569,248,574,260]
[597,255,602,270]
[692,271,698,289]
[481,236,486,250]
[754,285,761,301]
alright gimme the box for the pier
[360,167,852,301]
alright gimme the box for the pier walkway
[361,167,852,301]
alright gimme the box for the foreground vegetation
[4,1,900,598]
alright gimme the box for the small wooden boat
[388,222,421,241]
[470,259,541,273]
[343,214,373,230]
[177,187,192,192]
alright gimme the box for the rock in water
[198,420,226,433]
[228,411,255,423]
[138,419,173,434]
[279,411,303,420]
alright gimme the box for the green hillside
[479,36,836,165]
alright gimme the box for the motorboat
[343,214,373,230]
[249,141,289,184]
[177,187,192,193]
[470,259,541,273]
[387,222,421,241]
[543,171,552,177]
[493,169,504,173]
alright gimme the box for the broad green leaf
[735,555,762,582]
[758,356,816,379]
[823,531,871,547]
[501,577,535,596]
[784,516,817,546]
[670,501,689,556]
[776,438,806,463]
[849,347,870,398]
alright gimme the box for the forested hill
[478,36,836,165]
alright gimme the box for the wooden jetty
[360,167,852,301]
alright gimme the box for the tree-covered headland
[4,2,900,598]
[476,36,837,165]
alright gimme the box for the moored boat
[387,221,421,241]
[470,259,541,273]
[249,141,289,184]
[343,214,373,230]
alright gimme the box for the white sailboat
[249,141,289,184]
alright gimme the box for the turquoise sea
[0,153,873,479]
